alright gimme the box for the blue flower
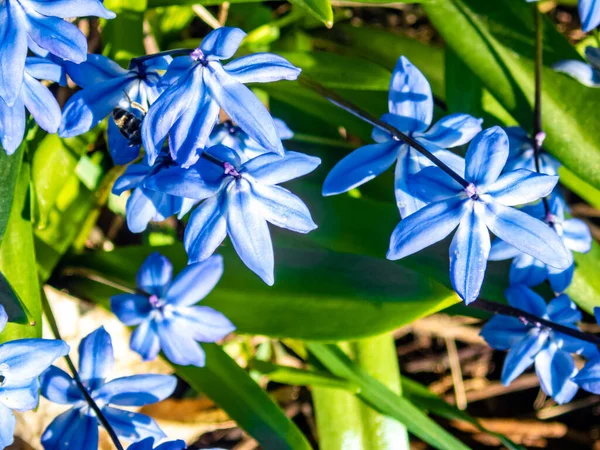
[144,145,321,285]
[110,253,234,367]
[209,118,294,163]
[0,305,69,449]
[503,127,560,176]
[112,156,196,233]
[489,196,591,293]
[387,126,570,304]
[128,437,186,450]
[59,54,171,164]
[41,327,176,449]
[0,0,115,106]
[481,285,588,404]
[553,46,600,88]
[141,27,301,168]
[0,56,65,155]
[322,56,482,218]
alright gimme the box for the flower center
[149,294,165,309]
[224,162,241,178]
[190,48,208,65]
[465,183,479,200]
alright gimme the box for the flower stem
[471,298,600,347]
[298,75,470,189]
[41,289,125,450]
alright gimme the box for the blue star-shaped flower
[141,27,301,168]
[481,285,589,404]
[41,327,176,449]
[0,56,65,155]
[209,118,293,163]
[503,127,560,176]
[489,196,592,293]
[128,437,186,450]
[110,252,234,367]
[322,56,482,218]
[0,305,69,449]
[553,46,600,88]
[144,145,321,285]
[0,0,115,106]
[59,54,171,164]
[112,156,196,233]
[387,126,570,304]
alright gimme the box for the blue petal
[144,166,224,200]
[110,294,152,326]
[535,345,578,404]
[165,255,224,307]
[586,46,600,67]
[158,57,195,87]
[130,319,161,362]
[25,57,66,85]
[0,338,68,380]
[322,141,397,196]
[552,60,600,87]
[480,316,528,351]
[579,0,600,32]
[204,62,284,155]
[0,1,28,106]
[226,179,274,285]
[484,169,558,206]
[449,202,491,304]
[200,27,246,60]
[504,284,547,317]
[546,294,582,324]
[418,113,482,148]
[96,374,176,406]
[113,164,150,195]
[274,118,294,140]
[108,119,142,165]
[573,356,600,394]
[103,406,166,441]
[481,200,571,270]
[411,165,463,204]
[155,440,187,450]
[562,218,592,253]
[173,306,235,342]
[0,402,16,449]
[488,238,521,261]
[0,305,6,333]
[251,183,317,233]
[224,53,301,83]
[136,252,172,297]
[547,262,575,293]
[501,329,548,385]
[25,0,115,19]
[62,54,127,86]
[78,327,113,390]
[128,437,155,450]
[22,74,62,133]
[388,56,433,130]
[465,127,509,187]
[0,95,26,155]
[41,408,98,450]
[156,319,207,367]
[509,253,548,288]
[387,197,465,260]
[394,147,432,217]
[372,113,427,142]
[40,366,81,404]
[125,188,181,233]
[184,195,228,263]
[244,151,321,185]
[0,378,39,411]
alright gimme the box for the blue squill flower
[112,156,196,233]
[503,127,560,176]
[41,327,176,449]
[489,196,591,293]
[141,27,301,167]
[387,126,570,304]
[209,118,293,163]
[0,57,66,155]
[553,46,600,88]
[128,438,186,450]
[59,54,171,164]
[0,305,69,449]
[144,145,321,285]
[481,285,588,404]
[0,0,115,106]
[111,253,234,367]
[573,307,600,393]
[323,56,482,218]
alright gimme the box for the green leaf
[61,243,457,341]
[288,0,332,27]
[0,145,24,245]
[423,0,600,190]
[0,151,42,341]
[569,241,600,314]
[307,343,470,450]
[103,0,147,65]
[174,344,312,450]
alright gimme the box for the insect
[111,91,146,147]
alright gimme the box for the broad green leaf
[307,343,470,450]
[61,244,457,341]
[569,241,600,314]
[175,344,312,450]
[558,166,600,210]
[0,152,41,341]
[445,48,484,118]
[0,272,29,325]
[423,0,600,190]
[288,0,332,27]
[0,145,24,245]
[103,0,147,65]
